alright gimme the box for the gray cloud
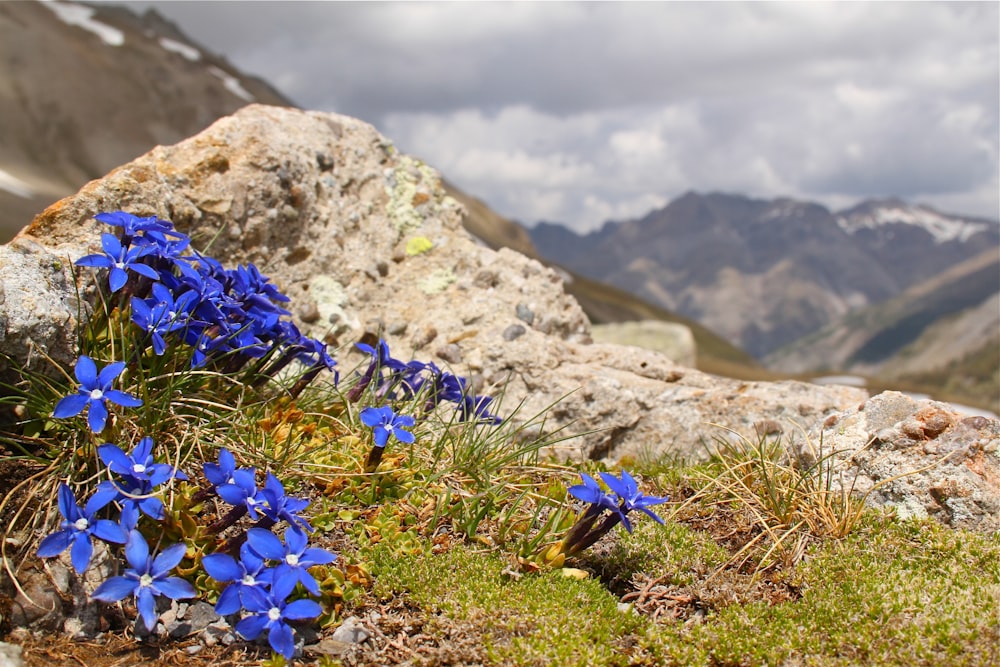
[121,1,998,230]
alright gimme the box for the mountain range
[529,192,1000,411]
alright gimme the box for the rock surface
[810,391,1000,532]
[590,320,697,367]
[7,105,867,463]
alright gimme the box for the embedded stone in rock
[0,641,23,667]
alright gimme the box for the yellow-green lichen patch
[405,236,434,256]
[308,274,355,330]
[419,267,457,294]
[385,155,440,234]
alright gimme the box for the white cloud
[123,1,999,228]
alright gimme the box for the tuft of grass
[688,427,871,575]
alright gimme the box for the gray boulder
[809,391,1000,533]
[10,104,865,463]
[590,320,696,367]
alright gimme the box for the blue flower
[456,393,502,425]
[360,406,416,448]
[235,570,323,660]
[202,541,275,615]
[76,232,161,292]
[36,484,127,573]
[257,473,312,532]
[599,470,669,533]
[131,283,198,355]
[203,448,238,487]
[94,211,181,246]
[217,468,267,520]
[98,437,188,489]
[52,356,143,433]
[90,530,196,632]
[93,477,164,530]
[567,473,623,514]
[246,526,336,596]
[347,340,407,401]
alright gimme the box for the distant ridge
[528,191,999,358]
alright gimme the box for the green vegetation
[1,211,996,667]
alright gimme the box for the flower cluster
[348,341,502,426]
[37,437,331,656]
[203,526,334,659]
[31,208,673,660]
[76,211,335,388]
[556,470,669,559]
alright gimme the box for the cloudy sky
[124,1,997,232]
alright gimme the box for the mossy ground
[8,455,999,667]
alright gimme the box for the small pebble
[503,324,526,341]
[515,303,534,325]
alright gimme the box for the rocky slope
[0,0,292,240]
[529,192,1000,360]
[768,249,1000,413]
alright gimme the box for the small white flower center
[286,554,299,567]
[73,518,89,531]
[132,463,146,474]
[268,607,281,622]
[241,574,256,586]
[89,389,104,401]
[139,573,154,588]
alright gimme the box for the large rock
[810,391,1000,532]
[590,320,696,367]
[0,238,83,384]
[9,105,867,462]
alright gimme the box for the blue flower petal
[98,444,133,476]
[69,532,93,573]
[87,400,109,433]
[96,361,126,388]
[124,531,150,571]
[91,575,138,603]
[108,267,129,293]
[235,613,269,640]
[202,553,241,582]
[246,528,285,561]
[52,393,88,419]
[136,586,159,632]
[75,356,98,387]
[150,543,187,578]
[104,389,143,408]
[92,519,128,544]
[153,576,196,600]
[214,584,242,615]
[283,599,323,621]
[268,620,296,660]
[36,530,73,558]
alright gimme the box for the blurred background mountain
[1,1,996,413]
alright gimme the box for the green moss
[372,543,653,666]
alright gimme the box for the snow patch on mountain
[836,204,989,244]
[159,37,200,61]
[208,66,255,102]
[39,0,124,47]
